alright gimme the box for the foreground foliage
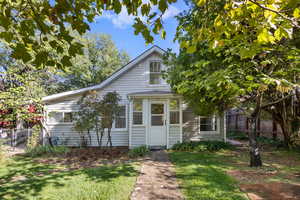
[25,145,70,157]
[0,155,138,200]
[166,0,300,166]
[0,0,175,68]
[128,145,150,158]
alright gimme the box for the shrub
[227,131,249,140]
[128,145,150,158]
[27,125,41,149]
[257,136,283,147]
[0,142,6,164]
[172,141,233,152]
[26,145,70,157]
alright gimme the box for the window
[115,106,126,128]
[149,61,162,84]
[64,112,73,123]
[48,111,73,123]
[151,103,164,126]
[200,116,217,131]
[133,100,143,125]
[170,99,180,124]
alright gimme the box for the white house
[42,46,226,149]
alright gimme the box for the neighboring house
[42,46,226,149]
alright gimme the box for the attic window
[149,61,162,85]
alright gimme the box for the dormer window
[149,61,162,85]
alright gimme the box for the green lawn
[170,151,248,200]
[0,155,139,200]
[169,149,300,200]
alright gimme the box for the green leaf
[161,29,166,39]
[141,4,150,16]
[113,0,122,14]
[61,55,72,66]
[11,44,32,63]
[246,75,254,81]
[187,45,197,54]
[158,0,167,13]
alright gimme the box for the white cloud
[162,5,180,20]
[98,5,180,29]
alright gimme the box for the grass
[0,155,139,200]
[169,148,300,200]
[169,151,248,200]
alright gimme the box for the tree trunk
[87,129,92,146]
[107,128,112,148]
[249,95,263,167]
[38,120,53,147]
[272,120,277,140]
[249,117,263,167]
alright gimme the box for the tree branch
[248,0,300,29]
[261,93,295,109]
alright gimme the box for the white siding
[169,125,181,147]
[48,124,128,146]
[44,52,169,147]
[100,53,170,99]
[131,126,146,148]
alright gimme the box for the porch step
[149,145,166,150]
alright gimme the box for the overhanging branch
[248,0,300,29]
[261,93,294,109]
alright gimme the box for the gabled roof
[42,45,166,102]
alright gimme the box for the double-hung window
[48,111,73,124]
[133,100,143,125]
[115,106,126,128]
[199,116,217,131]
[149,61,162,85]
[169,99,180,124]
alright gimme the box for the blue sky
[88,1,188,58]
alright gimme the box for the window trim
[147,60,167,86]
[47,110,75,125]
[132,100,144,126]
[169,99,180,125]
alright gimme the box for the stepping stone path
[131,150,184,200]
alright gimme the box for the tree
[166,0,299,167]
[98,92,121,148]
[73,91,121,148]
[0,0,176,69]
[73,93,96,147]
[58,33,130,91]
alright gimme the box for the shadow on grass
[169,152,247,200]
[0,155,137,200]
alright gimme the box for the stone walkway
[131,150,184,200]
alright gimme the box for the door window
[151,103,164,126]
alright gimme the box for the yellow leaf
[257,28,275,44]
[293,8,300,18]
[180,41,189,49]
[197,0,206,7]
[214,15,222,27]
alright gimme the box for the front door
[149,101,167,146]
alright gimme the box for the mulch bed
[34,147,131,170]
